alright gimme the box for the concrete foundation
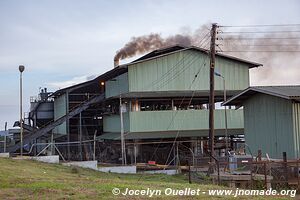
[62,161,98,170]
[142,169,178,175]
[32,155,59,164]
[98,165,137,174]
[0,153,10,158]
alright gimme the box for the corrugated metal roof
[51,66,127,97]
[223,85,300,106]
[254,86,300,98]
[133,45,186,62]
[123,45,263,68]
[52,45,262,97]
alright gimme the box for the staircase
[7,94,105,153]
[13,121,37,132]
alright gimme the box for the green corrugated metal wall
[244,93,295,159]
[103,112,129,133]
[292,103,300,158]
[129,109,243,133]
[128,50,250,92]
[103,109,243,134]
[105,73,129,98]
[52,94,67,135]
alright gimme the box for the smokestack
[114,58,119,68]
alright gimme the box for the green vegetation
[0,158,292,199]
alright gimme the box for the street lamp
[214,71,228,156]
[19,65,25,157]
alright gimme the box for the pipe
[114,59,119,68]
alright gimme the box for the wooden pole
[209,23,217,159]
[258,149,262,161]
[264,162,267,189]
[283,152,288,185]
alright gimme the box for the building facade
[8,45,262,164]
[224,86,300,159]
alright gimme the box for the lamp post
[19,65,25,157]
[214,71,228,155]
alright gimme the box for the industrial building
[5,45,263,164]
[224,86,300,159]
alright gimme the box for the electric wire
[218,50,300,52]
[137,56,209,182]
[153,54,204,90]
[219,24,300,28]
[217,24,300,54]
[219,30,300,34]
[221,37,300,40]
[140,33,210,91]
[163,57,209,169]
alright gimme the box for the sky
[0,0,300,129]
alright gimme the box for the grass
[0,158,294,199]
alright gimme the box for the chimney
[114,59,119,68]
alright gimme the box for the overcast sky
[0,0,300,129]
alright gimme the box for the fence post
[93,131,97,161]
[258,149,262,161]
[250,161,253,189]
[283,152,288,185]
[187,160,192,184]
[264,162,267,189]
[297,159,300,191]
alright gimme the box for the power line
[140,51,196,90]
[197,32,210,47]
[218,50,300,52]
[141,33,211,91]
[153,55,203,90]
[219,30,300,34]
[163,58,208,169]
[218,44,300,47]
[219,24,300,28]
[137,57,208,182]
[200,38,211,49]
[221,37,300,40]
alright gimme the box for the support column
[66,91,70,161]
[79,112,83,161]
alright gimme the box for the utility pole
[120,95,126,165]
[209,23,217,159]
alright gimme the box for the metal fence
[187,156,300,191]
